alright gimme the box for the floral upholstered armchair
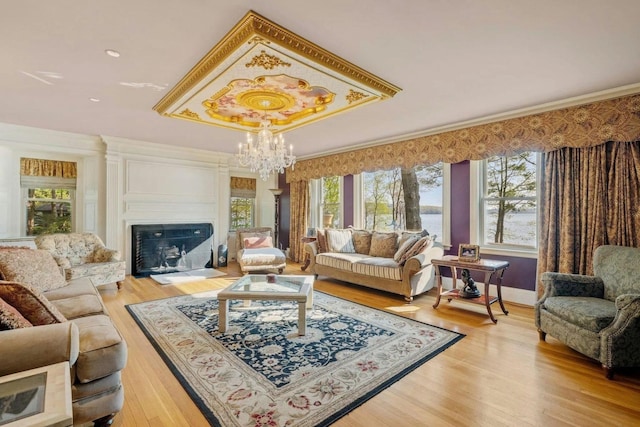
[535,245,640,379]
[35,233,126,289]
[236,227,286,274]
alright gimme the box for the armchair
[535,245,640,379]
[35,233,126,289]
[235,227,286,274]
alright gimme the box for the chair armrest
[540,272,604,299]
[92,247,122,262]
[304,242,318,272]
[0,322,79,377]
[615,293,640,310]
[599,294,640,367]
[52,255,71,269]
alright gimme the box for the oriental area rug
[126,290,464,427]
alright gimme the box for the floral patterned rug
[126,290,464,427]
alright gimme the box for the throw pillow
[316,229,328,253]
[239,231,271,249]
[369,231,399,258]
[351,230,372,255]
[0,281,67,325]
[326,229,356,253]
[393,234,420,262]
[398,236,433,265]
[0,297,33,330]
[0,248,67,292]
[244,236,274,249]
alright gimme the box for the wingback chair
[35,233,126,289]
[535,245,640,379]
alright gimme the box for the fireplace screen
[131,223,214,277]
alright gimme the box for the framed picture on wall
[458,244,480,262]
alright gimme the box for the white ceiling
[2,0,640,159]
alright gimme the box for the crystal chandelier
[236,117,296,181]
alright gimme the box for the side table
[0,361,72,426]
[300,236,317,271]
[432,255,509,323]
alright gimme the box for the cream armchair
[35,233,126,289]
[536,245,640,379]
[236,227,287,274]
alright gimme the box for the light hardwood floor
[99,262,640,427]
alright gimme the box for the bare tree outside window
[483,152,537,247]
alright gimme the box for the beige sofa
[35,232,126,289]
[0,248,127,426]
[305,229,444,302]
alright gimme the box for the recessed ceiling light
[89,98,100,102]
[105,49,120,58]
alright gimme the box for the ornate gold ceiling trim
[153,10,400,117]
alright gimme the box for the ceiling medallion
[153,10,401,135]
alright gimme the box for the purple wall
[449,161,537,291]
[278,173,291,251]
[343,175,354,227]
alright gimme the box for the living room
[1,2,640,426]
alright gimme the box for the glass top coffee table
[217,274,314,335]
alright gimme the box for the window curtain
[230,176,256,198]
[537,140,640,297]
[20,158,77,189]
[289,180,309,263]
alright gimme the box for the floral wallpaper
[286,94,640,182]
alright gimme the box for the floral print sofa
[535,245,640,379]
[305,228,443,302]
[35,232,126,289]
[0,247,127,425]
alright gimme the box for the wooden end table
[432,255,509,323]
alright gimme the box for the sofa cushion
[316,229,328,253]
[0,248,67,291]
[394,234,420,262]
[50,294,107,319]
[326,229,355,253]
[43,277,99,300]
[369,232,398,258]
[316,253,370,271]
[34,232,106,266]
[353,258,403,281]
[398,236,433,265]
[543,296,616,333]
[239,248,286,267]
[238,229,272,250]
[0,297,33,330]
[0,281,67,325]
[71,315,127,383]
[351,230,372,255]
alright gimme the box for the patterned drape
[286,94,640,182]
[288,180,309,263]
[537,140,640,297]
[20,158,77,178]
[230,176,257,198]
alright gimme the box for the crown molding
[299,82,640,161]
[0,122,103,155]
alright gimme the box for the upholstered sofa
[305,228,444,302]
[236,227,287,274]
[535,245,640,379]
[35,232,126,289]
[0,247,127,426]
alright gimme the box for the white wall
[0,123,278,274]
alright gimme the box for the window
[478,152,539,251]
[229,176,256,231]
[24,187,74,236]
[362,164,444,238]
[321,176,341,228]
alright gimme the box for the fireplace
[131,223,214,277]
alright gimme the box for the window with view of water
[363,164,443,238]
[481,152,539,249]
[25,188,74,235]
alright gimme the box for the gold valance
[286,94,640,182]
[230,176,257,198]
[20,158,77,178]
